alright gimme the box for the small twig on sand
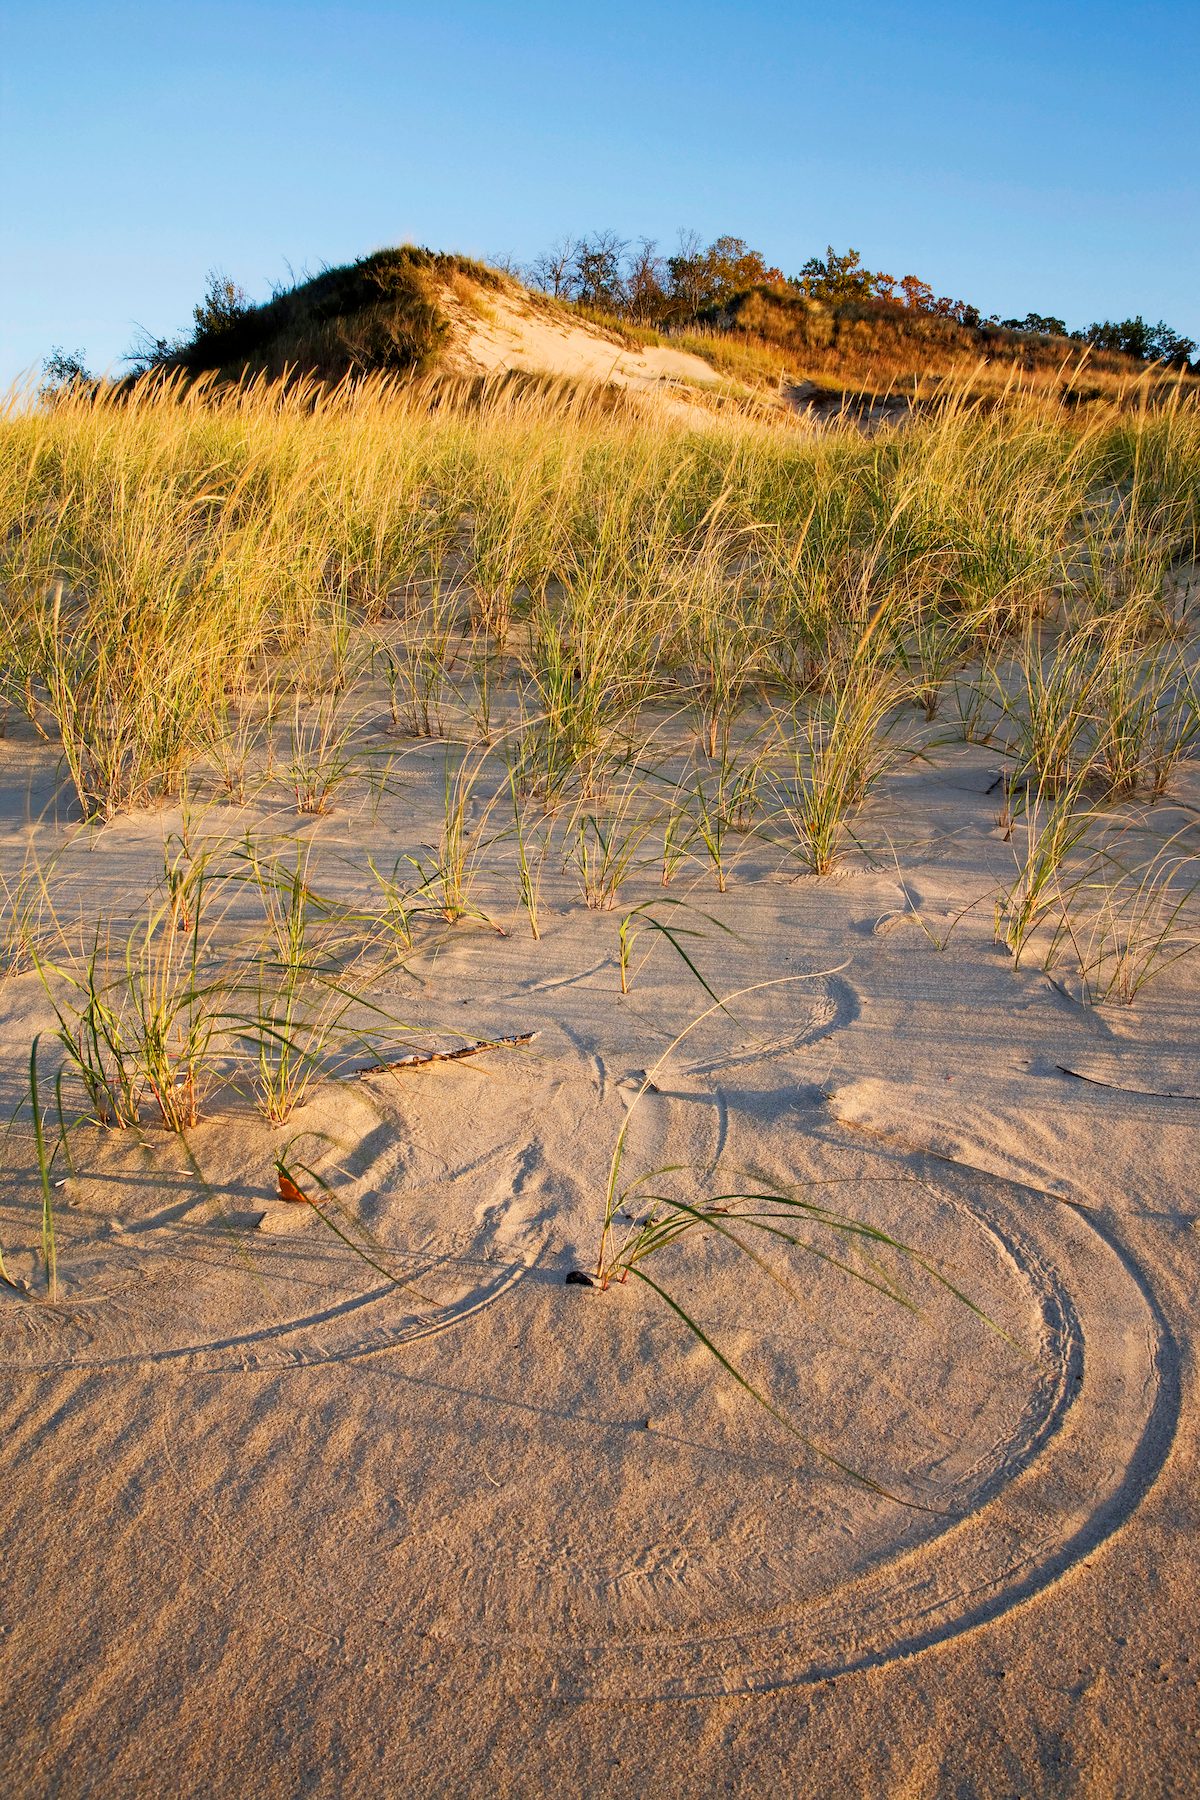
[1056,1063,1200,1101]
[357,1031,538,1076]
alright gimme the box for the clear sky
[2,0,1197,383]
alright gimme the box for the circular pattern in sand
[0,1057,1171,1701]
[0,1071,561,1374]
[471,1170,1170,1699]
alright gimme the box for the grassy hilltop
[137,247,505,384]
[121,239,1195,409]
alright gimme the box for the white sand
[447,285,734,411]
[0,717,1197,1796]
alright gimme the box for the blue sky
[2,1,1197,382]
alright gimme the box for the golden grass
[5,365,1200,1466]
[673,283,1199,405]
[0,365,1197,895]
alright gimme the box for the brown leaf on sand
[277,1170,311,1206]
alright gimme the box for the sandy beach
[1,701,1197,1797]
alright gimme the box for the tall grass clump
[771,653,911,874]
[232,843,361,1122]
[30,847,233,1129]
[1046,829,1200,1004]
[0,379,298,816]
[887,387,1091,636]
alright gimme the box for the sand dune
[445,285,742,411]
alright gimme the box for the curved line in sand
[0,1123,1169,1699]
[677,1208,1176,1700]
[0,1241,549,1376]
[451,1180,1173,1702]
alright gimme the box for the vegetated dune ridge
[0,372,1198,1795]
[147,246,747,421]
[144,242,1187,415]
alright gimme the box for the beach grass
[3,364,1200,1446]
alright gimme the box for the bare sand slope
[0,729,1197,1796]
[447,287,732,405]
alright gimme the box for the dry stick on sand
[356,1030,537,1077]
[1056,1062,1200,1100]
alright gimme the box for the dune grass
[2,363,1199,1490]
[2,366,1198,942]
[0,375,1189,750]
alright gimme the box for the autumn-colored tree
[703,235,775,298]
[898,274,935,312]
[625,239,668,322]
[661,231,778,320]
